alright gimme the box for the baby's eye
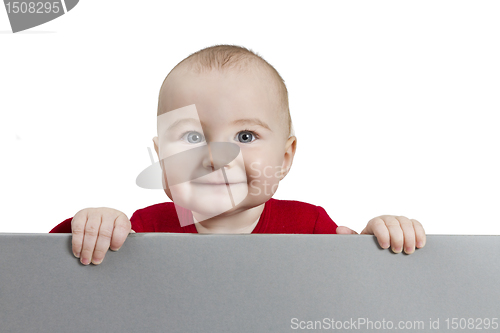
[236,131,256,143]
[182,131,205,144]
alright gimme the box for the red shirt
[49,198,338,234]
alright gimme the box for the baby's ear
[280,136,297,180]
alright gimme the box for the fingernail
[417,241,423,248]
[81,258,89,265]
[73,252,80,258]
[382,242,389,249]
[93,259,102,265]
[392,246,401,253]
[405,246,414,254]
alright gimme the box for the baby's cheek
[245,157,282,199]
[160,165,174,200]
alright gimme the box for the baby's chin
[167,181,248,221]
[192,195,269,221]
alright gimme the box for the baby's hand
[336,215,426,254]
[71,207,135,265]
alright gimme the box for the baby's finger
[90,214,116,265]
[383,216,404,253]
[79,212,102,265]
[362,217,390,249]
[109,213,131,252]
[412,219,426,248]
[71,210,88,258]
[396,216,416,254]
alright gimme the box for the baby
[50,44,426,265]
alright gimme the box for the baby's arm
[71,208,134,265]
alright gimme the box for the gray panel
[0,234,499,332]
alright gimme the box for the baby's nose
[201,153,230,170]
[201,142,239,170]
[201,154,214,170]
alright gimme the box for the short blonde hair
[158,44,292,138]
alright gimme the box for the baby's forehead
[160,71,279,114]
[158,64,287,135]
[157,104,199,127]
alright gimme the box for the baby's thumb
[130,229,136,233]
[336,226,358,235]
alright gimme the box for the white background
[0,0,498,234]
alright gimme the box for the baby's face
[153,66,295,224]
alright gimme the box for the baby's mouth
[191,181,245,185]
